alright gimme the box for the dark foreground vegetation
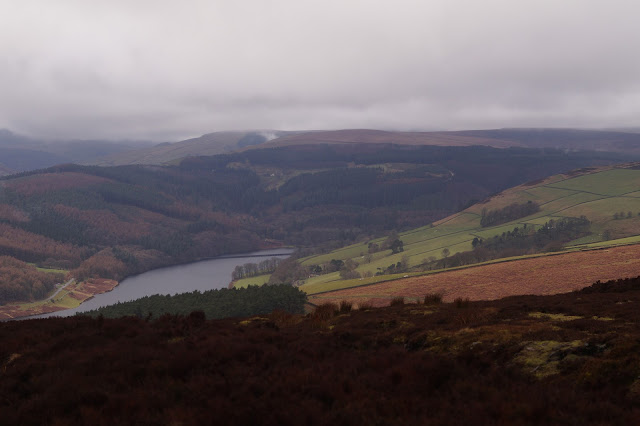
[3,276,640,424]
[81,284,307,319]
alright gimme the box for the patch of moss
[528,312,583,321]
[515,340,583,378]
[238,317,269,326]
[591,316,614,321]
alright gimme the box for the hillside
[0,164,271,307]
[453,128,640,152]
[309,244,640,307]
[297,163,640,294]
[3,276,640,424]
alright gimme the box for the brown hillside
[310,244,640,307]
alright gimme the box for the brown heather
[2,276,640,424]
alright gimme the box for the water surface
[33,248,293,318]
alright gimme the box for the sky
[1,0,640,141]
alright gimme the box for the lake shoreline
[1,278,120,321]
[23,248,294,320]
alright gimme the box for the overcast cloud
[1,0,640,141]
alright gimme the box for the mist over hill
[0,129,154,175]
[89,130,289,166]
[3,127,640,175]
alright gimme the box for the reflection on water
[32,248,293,319]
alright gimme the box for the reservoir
[33,248,294,318]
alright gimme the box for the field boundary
[305,239,640,296]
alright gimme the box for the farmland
[299,164,640,293]
[231,274,271,288]
[0,278,118,320]
[308,243,640,307]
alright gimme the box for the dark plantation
[80,284,307,320]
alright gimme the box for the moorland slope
[3,276,640,424]
[309,244,640,306]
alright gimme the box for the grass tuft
[423,293,443,305]
[338,300,353,313]
[390,297,405,306]
[454,297,470,309]
[357,301,373,311]
[312,303,338,321]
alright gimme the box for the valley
[1,141,630,317]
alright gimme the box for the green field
[233,274,272,288]
[12,282,83,313]
[299,166,640,294]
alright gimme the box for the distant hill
[253,129,522,149]
[85,128,640,168]
[0,129,153,175]
[3,128,640,173]
[90,131,288,166]
[253,128,640,155]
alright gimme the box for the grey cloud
[1,0,639,141]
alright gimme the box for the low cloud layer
[2,0,640,141]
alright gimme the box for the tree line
[80,284,307,319]
[231,258,282,281]
[422,216,591,270]
[480,201,540,227]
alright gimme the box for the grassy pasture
[232,274,271,288]
[545,168,640,196]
